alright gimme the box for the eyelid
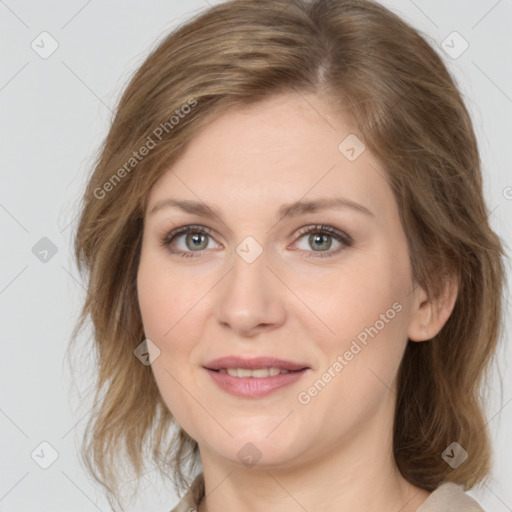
[160,224,216,241]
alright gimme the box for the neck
[196,402,431,512]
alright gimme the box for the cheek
[137,249,199,343]
[298,243,411,404]
[137,256,204,434]
[137,248,206,369]
[296,272,408,437]
[297,253,408,345]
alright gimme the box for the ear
[407,274,458,342]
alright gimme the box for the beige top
[169,473,485,511]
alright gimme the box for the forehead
[147,93,394,221]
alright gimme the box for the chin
[206,430,309,468]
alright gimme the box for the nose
[213,246,287,337]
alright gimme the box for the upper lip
[204,356,310,371]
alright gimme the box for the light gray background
[1,1,511,510]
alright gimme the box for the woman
[70,0,506,511]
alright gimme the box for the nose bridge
[230,239,270,292]
[213,238,286,334]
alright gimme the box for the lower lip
[205,368,308,398]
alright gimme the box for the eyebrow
[149,197,374,222]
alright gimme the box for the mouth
[213,367,298,377]
[203,356,310,398]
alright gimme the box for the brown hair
[68,0,507,510]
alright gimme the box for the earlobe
[407,276,458,342]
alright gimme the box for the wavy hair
[68,0,507,510]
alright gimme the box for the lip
[205,367,309,398]
[203,356,311,399]
[204,356,310,371]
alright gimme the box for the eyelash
[159,224,353,259]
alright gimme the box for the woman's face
[137,92,423,469]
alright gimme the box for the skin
[137,92,458,512]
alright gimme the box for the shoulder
[169,473,204,512]
[416,482,485,512]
